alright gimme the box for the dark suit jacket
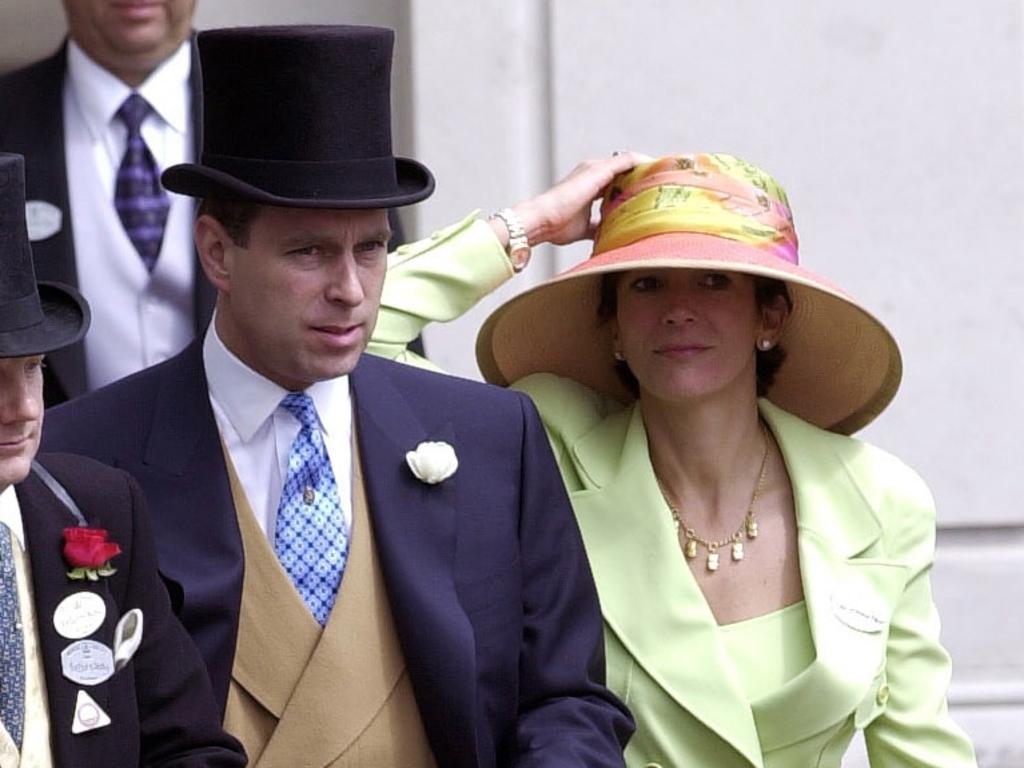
[15,453,245,767]
[42,341,633,767]
[0,43,213,405]
[0,43,413,406]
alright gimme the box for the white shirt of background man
[63,38,195,391]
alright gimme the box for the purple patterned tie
[114,93,169,272]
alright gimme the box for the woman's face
[613,268,782,405]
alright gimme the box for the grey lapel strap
[30,460,87,527]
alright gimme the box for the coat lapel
[570,404,764,768]
[17,472,121,767]
[5,44,88,402]
[749,403,908,751]
[136,342,244,711]
[349,356,477,768]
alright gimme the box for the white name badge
[61,640,115,686]
[54,592,107,640]
[24,200,62,241]
[831,587,889,634]
[71,689,111,734]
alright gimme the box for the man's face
[0,356,45,492]
[208,206,391,392]
[62,0,197,84]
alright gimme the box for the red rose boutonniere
[63,527,122,581]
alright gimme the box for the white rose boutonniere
[406,441,458,485]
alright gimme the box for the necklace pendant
[303,485,315,505]
[684,538,698,559]
[706,550,720,572]
[745,517,758,539]
[731,540,744,561]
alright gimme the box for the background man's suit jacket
[0,44,212,405]
[42,342,633,768]
[16,453,245,767]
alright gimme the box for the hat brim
[162,157,435,208]
[0,282,90,358]
[477,232,902,435]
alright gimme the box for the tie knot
[116,93,153,133]
[280,392,319,430]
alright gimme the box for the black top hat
[162,25,434,208]
[0,154,89,358]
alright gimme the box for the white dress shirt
[63,38,196,391]
[202,321,354,540]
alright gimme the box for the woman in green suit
[373,153,977,767]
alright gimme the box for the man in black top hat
[0,152,245,766]
[0,3,413,407]
[43,25,633,767]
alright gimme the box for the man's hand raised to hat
[489,151,650,251]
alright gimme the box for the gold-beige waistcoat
[222,447,437,768]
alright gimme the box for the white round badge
[53,592,107,640]
[24,200,62,242]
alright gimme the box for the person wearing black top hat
[42,25,633,768]
[0,152,245,766]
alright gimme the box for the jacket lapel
[570,404,764,768]
[349,356,477,768]
[750,403,908,751]
[137,342,244,711]
[17,472,121,767]
[7,44,88,402]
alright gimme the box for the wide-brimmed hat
[477,153,901,434]
[0,153,89,358]
[162,25,434,208]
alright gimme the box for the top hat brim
[0,282,90,358]
[162,156,434,209]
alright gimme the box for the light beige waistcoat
[222,449,437,768]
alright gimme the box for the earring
[613,350,625,362]
[757,338,773,351]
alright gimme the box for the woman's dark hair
[596,272,791,398]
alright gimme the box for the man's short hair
[198,198,262,247]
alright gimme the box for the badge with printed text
[61,640,115,686]
[53,592,106,640]
[24,200,62,242]
[831,586,889,634]
[71,689,111,734]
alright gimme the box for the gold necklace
[656,422,770,573]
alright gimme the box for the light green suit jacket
[372,216,978,767]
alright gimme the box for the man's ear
[194,214,233,293]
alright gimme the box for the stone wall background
[4,2,1020,763]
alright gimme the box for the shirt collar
[203,317,351,442]
[65,37,192,140]
[0,485,26,550]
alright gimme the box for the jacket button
[876,683,891,706]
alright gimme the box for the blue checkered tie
[274,393,349,625]
[114,93,170,272]
[0,524,24,749]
